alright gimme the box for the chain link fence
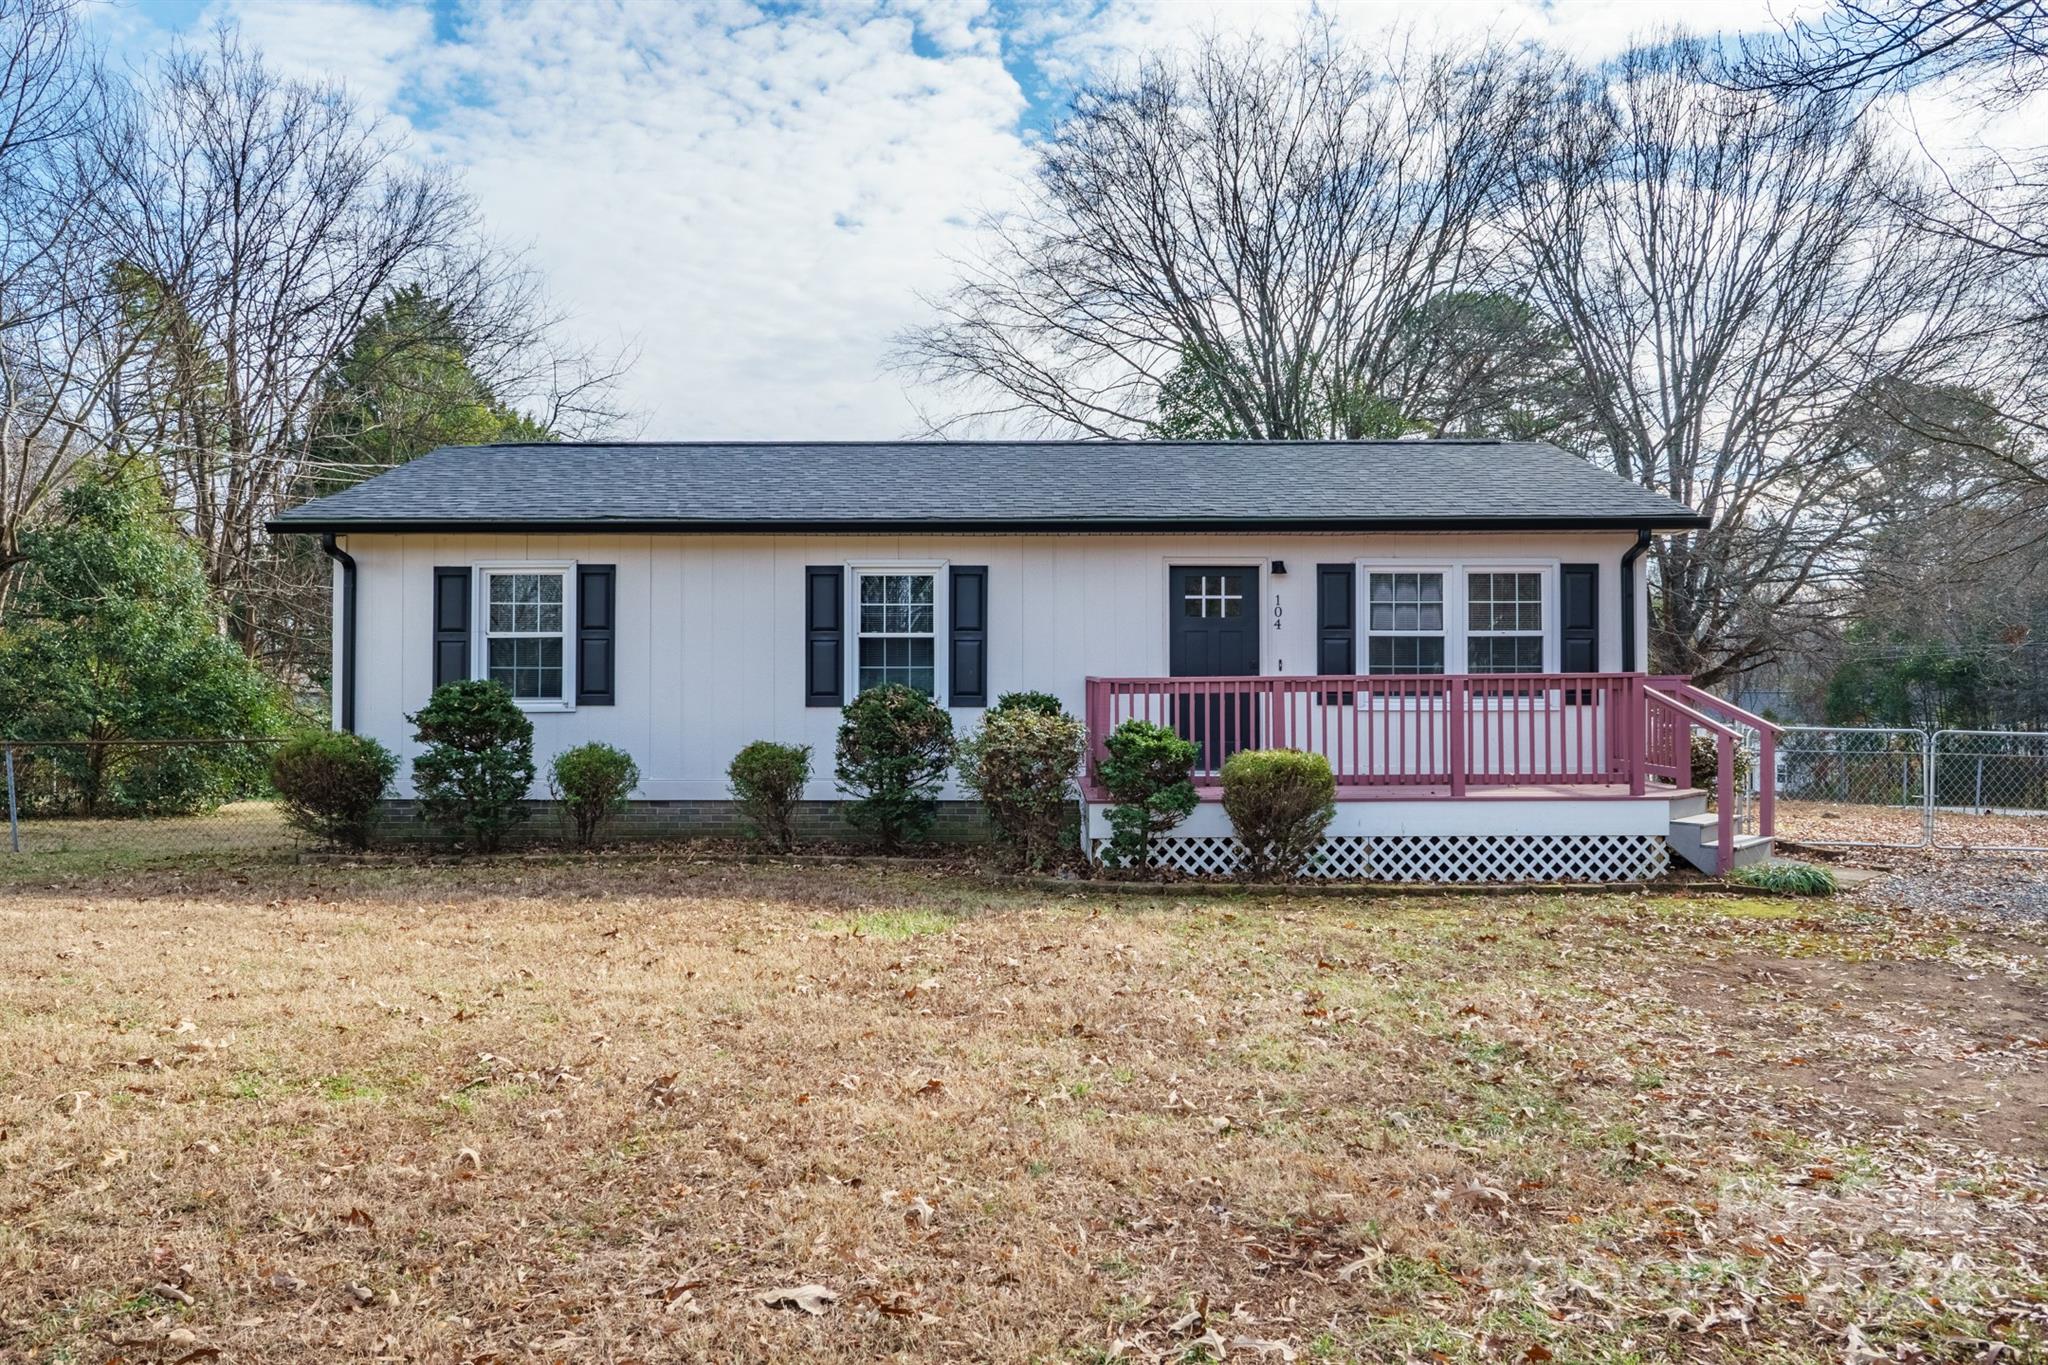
[1932,730,2048,852]
[1765,726,1930,849]
[1756,725,2048,853]
[3,739,293,859]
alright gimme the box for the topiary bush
[728,740,813,851]
[269,730,398,850]
[957,704,1086,870]
[988,690,1065,718]
[1220,748,1336,880]
[1098,719,1199,872]
[408,680,536,852]
[549,742,640,849]
[835,684,956,851]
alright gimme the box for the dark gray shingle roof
[268,440,1705,533]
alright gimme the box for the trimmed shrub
[989,690,1065,718]
[1220,748,1336,880]
[958,705,1086,869]
[1688,731,1755,797]
[835,685,956,851]
[728,740,813,851]
[1729,859,1838,896]
[408,680,536,852]
[269,730,398,850]
[1098,719,1199,872]
[549,742,640,849]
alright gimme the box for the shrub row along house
[267,440,1779,879]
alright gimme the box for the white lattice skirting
[1090,833,1670,883]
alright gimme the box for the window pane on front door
[1182,572,1246,618]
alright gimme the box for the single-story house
[267,439,1779,879]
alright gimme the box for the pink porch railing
[1084,673,1646,799]
[1081,672,1780,873]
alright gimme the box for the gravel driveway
[1847,848,2048,926]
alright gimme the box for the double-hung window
[1365,571,1446,674]
[483,568,568,701]
[1466,571,1545,673]
[856,571,936,696]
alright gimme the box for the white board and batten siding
[335,530,1647,801]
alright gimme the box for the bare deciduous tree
[0,0,120,614]
[1735,1,2048,105]
[89,29,625,668]
[895,28,1548,438]
[1516,39,1991,684]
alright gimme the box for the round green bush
[549,742,640,849]
[834,684,955,851]
[1098,719,1199,872]
[269,730,398,850]
[958,705,1085,869]
[1220,748,1336,880]
[727,740,814,851]
[989,690,1066,718]
[407,680,536,852]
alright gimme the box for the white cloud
[94,0,1981,440]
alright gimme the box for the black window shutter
[432,567,470,690]
[1316,564,1355,675]
[805,566,844,706]
[1560,563,1599,673]
[576,565,616,705]
[949,565,988,707]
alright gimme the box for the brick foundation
[371,798,994,848]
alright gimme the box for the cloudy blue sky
[90,0,1831,438]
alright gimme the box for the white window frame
[1460,563,1555,676]
[1361,563,1452,678]
[473,561,577,712]
[848,561,948,701]
[1349,558,1561,678]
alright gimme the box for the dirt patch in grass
[0,859,2044,1362]
[1660,950,2048,1150]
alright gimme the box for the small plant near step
[1220,748,1336,880]
[835,684,955,851]
[549,742,640,849]
[1098,720,1198,872]
[408,680,536,852]
[727,740,813,851]
[957,703,1086,870]
[1729,859,1838,896]
[269,729,398,850]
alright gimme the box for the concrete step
[1667,811,1774,873]
[1666,789,1709,819]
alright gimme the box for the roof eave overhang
[269,514,1710,536]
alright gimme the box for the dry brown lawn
[0,856,2044,1363]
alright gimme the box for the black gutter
[321,533,357,734]
[270,514,1710,536]
[1619,526,1653,673]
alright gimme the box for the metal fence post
[5,744,19,853]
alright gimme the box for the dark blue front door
[1169,566,1259,770]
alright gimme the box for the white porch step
[1666,811,1774,874]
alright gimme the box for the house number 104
[1272,593,1283,630]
